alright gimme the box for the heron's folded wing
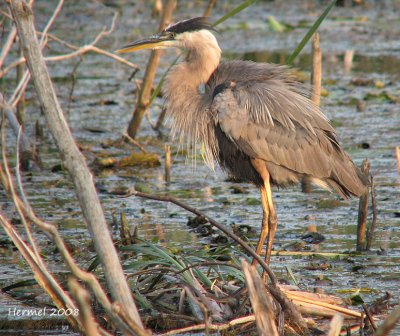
[211,81,344,179]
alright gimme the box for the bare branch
[9,0,144,329]
[120,189,278,286]
[0,92,34,160]
[0,25,17,69]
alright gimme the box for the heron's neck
[163,34,221,166]
[165,45,221,93]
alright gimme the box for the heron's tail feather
[327,155,370,199]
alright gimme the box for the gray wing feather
[212,82,335,177]
[209,61,368,197]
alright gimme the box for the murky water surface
[0,0,399,334]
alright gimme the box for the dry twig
[375,306,400,336]
[242,261,278,336]
[326,314,343,336]
[126,0,175,138]
[9,0,144,329]
[357,159,370,251]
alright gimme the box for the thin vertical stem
[165,144,171,183]
[127,0,176,138]
[311,32,322,106]
[357,159,370,251]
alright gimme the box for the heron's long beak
[116,34,176,53]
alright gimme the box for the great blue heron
[118,17,369,264]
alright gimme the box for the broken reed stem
[0,93,35,162]
[9,0,144,329]
[343,50,354,72]
[122,132,147,153]
[0,23,17,68]
[159,315,257,336]
[375,306,400,336]
[68,278,104,336]
[311,32,322,106]
[366,176,377,250]
[362,303,377,331]
[242,261,278,336]
[302,32,322,194]
[165,144,171,183]
[396,146,400,175]
[127,0,175,138]
[203,0,217,17]
[357,159,370,251]
[284,291,362,318]
[326,314,344,336]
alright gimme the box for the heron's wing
[211,80,337,176]
[210,73,367,197]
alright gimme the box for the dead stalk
[203,0,217,17]
[0,93,35,161]
[127,0,175,138]
[366,176,377,250]
[68,278,105,336]
[326,314,344,336]
[165,144,171,183]
[302,32,322,193]
[159,315,257,336]
[357,159,370,251]
[395,146,400,175]
[375,306,400,336]
[311,33,322,106]
[242,261,278,336]
[8,0,64,107]
[122,131,147,153]
[9,0,144,329]
[0,25,17,68]
[362,303,377,331]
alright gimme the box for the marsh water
[0,0,399,335]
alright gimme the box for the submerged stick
[357,159,370,251]
[366,176,377,250]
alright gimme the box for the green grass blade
[286,0,337,65]
[213,0,258,27]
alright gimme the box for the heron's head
[117,17,219,54]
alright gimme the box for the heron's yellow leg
[251,159,278,268]
[252,184,269,266]
[264,177,277,265]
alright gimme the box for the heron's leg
[251,184,269,266]
[264,177,277,265]
[251,158,278,267]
